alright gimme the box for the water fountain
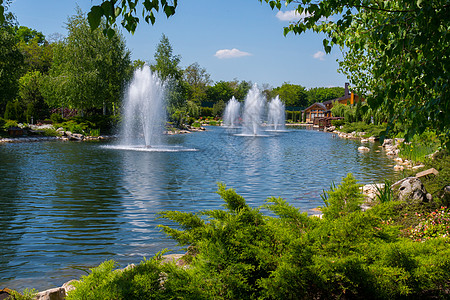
[241,84,266,136]
[120,65,166,147]
[267,96,286,131]
[223,96,241,127]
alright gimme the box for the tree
[307,86,345,106]
[18,70,48,122]
[183,62,212,104]
[151,34,181,81]
[0,27,24,115]
[44,9,131,114]
[271,82,307,107]
[16,27,53,74]
[206,81,234,103]
[151,34,187,114]
[261,0,449,146]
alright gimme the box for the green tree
[271,82,307,107]
[261,0,449,146]
[151,34,181,81]
[183,62,212,104]
[18,70,48,122]
[14,26,45,44]
[16,27,53,74]
[0,28,23,115]
[151,34,187,114]
[307,86,345,106]
[206,81,234,103]
[44,9,131,114]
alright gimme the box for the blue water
[0,126,396,290]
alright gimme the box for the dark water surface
[0,127,397,290]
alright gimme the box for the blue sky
[9,0,348,89]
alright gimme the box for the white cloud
[313,51,326,61]
[276,10,311,22]
[214,48,252,59]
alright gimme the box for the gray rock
[358,146,370,152]
[391,177,429,204]
[445,186,450,194]
[382,139,393,147]
[35,287,66,300]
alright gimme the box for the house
[303,102,328,123]
[322,83,364,110]
[302,83,364,124]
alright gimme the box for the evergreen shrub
[67,181,450,299]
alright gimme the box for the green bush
[50,113,64,124]
[321,173,364,219]
[4,119,19,129]
[331,119,345,127]
[200,107,213,118]
[4,100,23,122]
[340,121,387,138]
[68,183,450,299]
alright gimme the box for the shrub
[321,173,364,219]
[4,119,19,129]
[66,184,450,299]
[50,113,64,124]
[331,119,345,127]
[200,107,213,118]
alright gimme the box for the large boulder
[391,177,431,204]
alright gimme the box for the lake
[0,126,397,290]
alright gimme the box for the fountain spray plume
[267,95,286,131]
[223,96,241,127]
[120,65,167,147]
[241,84,266,136]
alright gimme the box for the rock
[67,133,84,141]
[391,177,429,204]
[444,186,450,194]
[368,136,377,142]
[35,287,66,300]
[62,280,77,294]
[382,139,393,147]
[412,164,425,170]
[394,157,403,164]
[362,183,385,202]
[360,139,369,143]
[393,164,404,171]
[358,146,370,152]
[395,138,405,144]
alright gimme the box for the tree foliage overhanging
[261,0,449,146]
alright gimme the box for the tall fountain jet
[267,96,286,131]
[223,96,241,127]
[241,84,266,136]
[120,65,166,147]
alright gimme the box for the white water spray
[223,96,241,127]
[267,96,286,131]
[120,66,166,147]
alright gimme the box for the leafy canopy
[260,0,449,146]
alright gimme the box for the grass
[339,121,387,138]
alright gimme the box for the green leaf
[164,5,175,17]
[87,6,103,30]
[101,1,113,16]
[0,6,4,24]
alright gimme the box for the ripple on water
[0,127,398,291]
